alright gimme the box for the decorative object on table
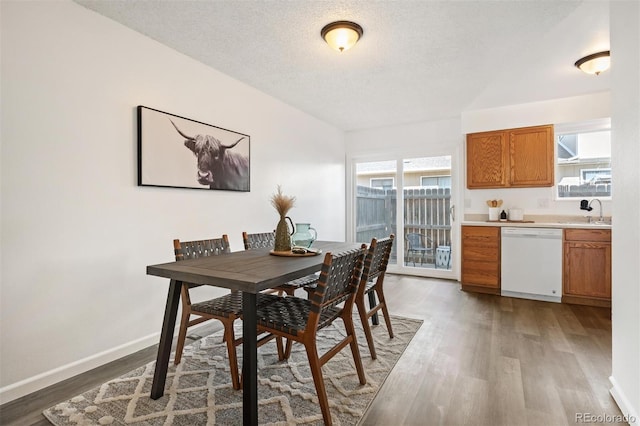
[43,315,422,426]
[243,231,320,294]
[137,105,250,192]
[291,222,317,248]
[271,246,321,256]
[270,185,295,252]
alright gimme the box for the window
[370,177,394,189]
[556,120,611,199]
[581,168,611,184]
[420,175,451,188]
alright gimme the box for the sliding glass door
[354,160,399,266]
[352,154,456,279]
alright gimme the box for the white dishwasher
[501,227,563,303]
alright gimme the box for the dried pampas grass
[271,185,296,216]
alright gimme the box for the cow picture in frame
[137,106,250,192]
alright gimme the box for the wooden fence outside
[356,186,452,261]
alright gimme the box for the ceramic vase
[274,215,294,251]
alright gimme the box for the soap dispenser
[500,210,507,221]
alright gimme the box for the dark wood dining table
[146,240,363,426]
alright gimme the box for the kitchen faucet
[588,198,604,222]
[580,198,605,222]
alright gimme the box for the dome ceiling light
[575,51,611,75]
[321,21,363,53]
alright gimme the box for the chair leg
[356,295,377,360]
[375,286,394,339]
[222,319,241,390]
[174,307,191,365]
[368,291,379,325]
[275,336,285,361]
[284,287,296,297]
[304,340,333,426]
[343,312,367,385]
[284,338,294,359]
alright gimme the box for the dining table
[146,240,363,426]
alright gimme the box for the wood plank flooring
[360,275,622,426]
[1,275,622,425]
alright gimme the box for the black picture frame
[137,106,250,192]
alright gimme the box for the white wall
[461,92,613,218]
[609,1,640,424]
[0,1,345,402]
[346,118,462,158]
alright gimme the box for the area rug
[44,315,422,425]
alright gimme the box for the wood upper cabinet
[461,226,500,294]
[563,229,611,307]
[467,124,554,189]
[466,131,509,188]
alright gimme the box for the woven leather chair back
[174,235,231,261]
[309,247,366,314]
[361,235,394,283]
[242,231,275,250]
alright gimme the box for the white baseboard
[0,320,223,405]
[0,331,161,405]
[610,375,640,426]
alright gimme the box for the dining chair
[405,232,435,266]
[173,235,281,390]
[255,247,367,426]
[242,231,319,296]
[355,235,395,360]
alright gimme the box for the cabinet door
[461,226,500,288]
[508,125,554,187]
[563,241,611,299]
[466,131,508,188]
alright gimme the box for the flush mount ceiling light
[575,51,611,75]
[321,21,363,52]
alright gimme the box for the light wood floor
[1,275,622,425]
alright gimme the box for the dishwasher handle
[502,227,562,238]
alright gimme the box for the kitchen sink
[559,220,612,226]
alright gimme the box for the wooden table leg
[242,292,258,426]
[150,279,182,399]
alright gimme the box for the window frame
[370,177,394,189]
[420,174,452,188]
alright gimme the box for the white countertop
[462,214,612,230]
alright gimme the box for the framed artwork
[137,105,250,192]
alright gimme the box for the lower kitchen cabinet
[563,228,611,307]
[461,226,500,294]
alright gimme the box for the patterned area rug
[44,315,422,425]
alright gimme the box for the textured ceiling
[75,0,610,131]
